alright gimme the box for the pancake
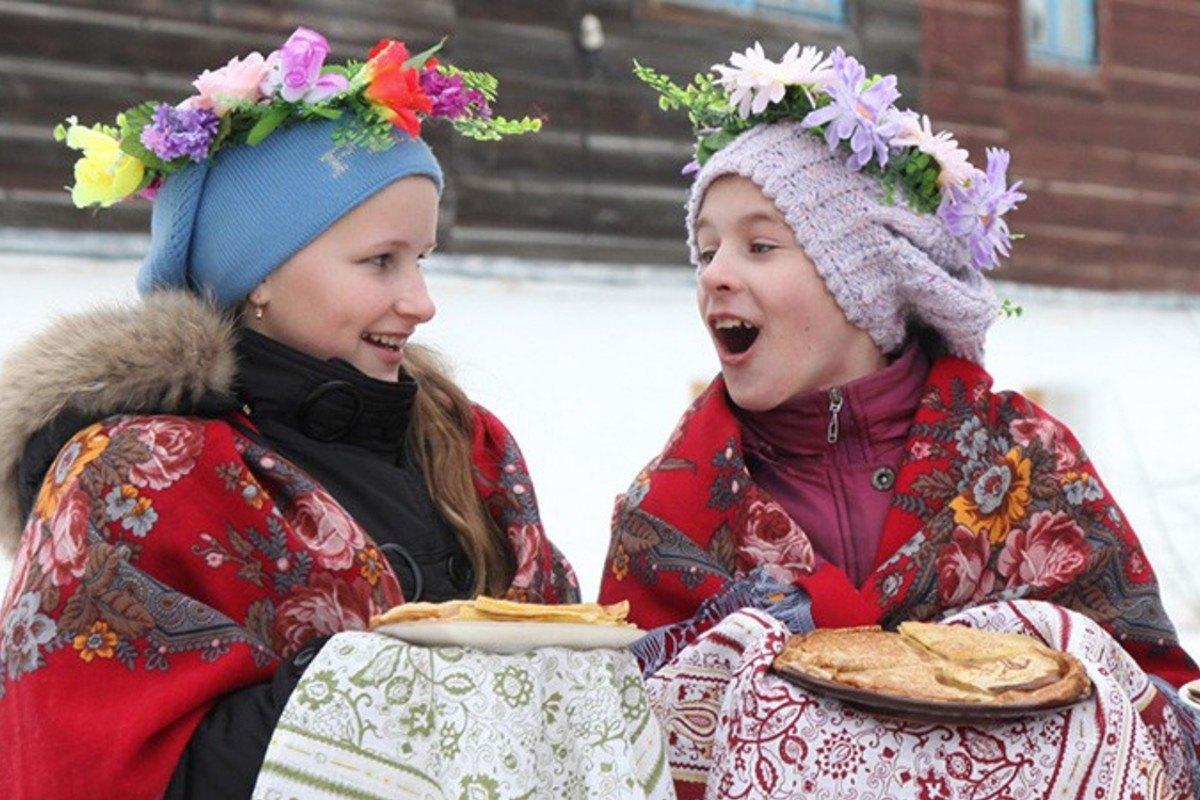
[371,597,635,628]
[772,621,1091,708]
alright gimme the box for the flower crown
[55,27,542,209]
[636,42,1026,271]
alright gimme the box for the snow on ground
[2,250,1198,654]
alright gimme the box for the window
[671,0,845,25]
[1023,0,1097,68]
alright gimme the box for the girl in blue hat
[0,28,579,797]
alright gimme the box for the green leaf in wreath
[246,105,290,146]
[704,129,738,151]
[117,101,172,173]
[305,106,343,120]
[402,37,446,70]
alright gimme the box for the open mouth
[361,332,406,353]
[712,317,760,355]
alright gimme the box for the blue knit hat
[138,119,443,308]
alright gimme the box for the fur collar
[0,291,237,552]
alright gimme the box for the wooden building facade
[0,0,1195,292]
[922,0,1200,292]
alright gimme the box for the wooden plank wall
[1,0,917,269]
[0,0,456,233]
[447,0,921,263]
[921,0,1200,292]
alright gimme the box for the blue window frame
[1023,0,1097,68]
[672,0,845,25]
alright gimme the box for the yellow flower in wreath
[33,423,110,520]
[949,447,1032,544]
[57,119,145,208]
[73,620,119,662]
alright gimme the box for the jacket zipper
[826,386,844,444]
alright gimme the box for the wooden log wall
[921,0,1200,292]
[33,0,1195,291]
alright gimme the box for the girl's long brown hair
[403,344,514,596]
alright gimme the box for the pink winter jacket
[734,342,929,585]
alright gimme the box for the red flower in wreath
[363,39,433,138]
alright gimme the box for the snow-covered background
[2,248,1198,654]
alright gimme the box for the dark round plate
[772,664,1093,723]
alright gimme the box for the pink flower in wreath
[113,417,205,490]
[1009,417,1076,472]
[288,491,366,571]
[996,509,1090,592]
[736,497,815,579]
[936,525,995,606]
[273,573,370,657]
[188,52,271,115]
[37,487,91,587]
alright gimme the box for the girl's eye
[698,249,717,266]
[368,253,393,268]
[750,242,777,255]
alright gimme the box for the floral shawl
[599,355,1198,687]
[0,406,578,798]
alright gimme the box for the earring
[251,301,267,320]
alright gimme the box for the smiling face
[694,174,887,411]
[244,176,439,381]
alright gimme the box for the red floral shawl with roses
[0,407,577,798]
[599,355,1198,687]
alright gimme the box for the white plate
[1179,679,1200,711]
[373,619,646,654]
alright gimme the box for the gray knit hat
[686,121,997,363]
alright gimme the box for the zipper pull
[827,386,844,444]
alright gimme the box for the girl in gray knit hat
[600,42,1199,800]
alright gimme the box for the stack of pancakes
[774,622,1091,706]
[371,597,635,628]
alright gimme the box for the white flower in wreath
[713,42,830,118]
[890,109,974,188]
[778,44,833,101]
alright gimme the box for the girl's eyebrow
[739,211,785,227]
[696,211,785,231]
[362,238,438,251]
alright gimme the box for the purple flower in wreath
[140,103,220,163]
[419,68,490,120]
[261,27,349,104]
[801,47,901,171]
[938,147,1027,270]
